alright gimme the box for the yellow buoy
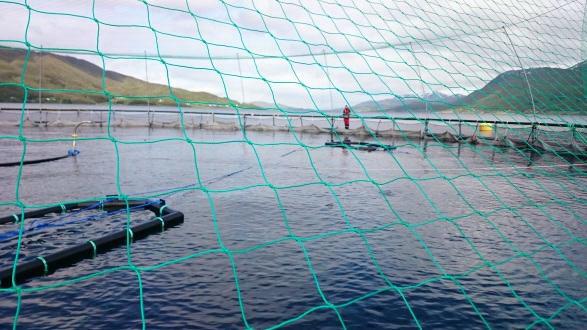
[479,122,493,131]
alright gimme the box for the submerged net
[0,0,586,328]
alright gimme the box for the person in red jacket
[343,105,351,129]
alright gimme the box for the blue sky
[0,0,584,108]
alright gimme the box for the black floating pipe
[0,155,70,167]
[0,205,66,225]
[0,198,159,225]
[0,198,184,288]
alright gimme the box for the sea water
[0,126,585,329]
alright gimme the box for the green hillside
[0,47,238,107]
[463,62,586,114]
[1,47,585,114]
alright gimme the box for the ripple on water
[0,127,585,328]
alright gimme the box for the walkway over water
[1,103,586,129]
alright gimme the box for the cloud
[0,0,584,109]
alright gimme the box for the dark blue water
[0,126,585,329]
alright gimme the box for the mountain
[2,46,584,114]
[0,47,238,106]
[251,101,308,112]
[463,63,586,114]
[353,92,465,113]
[569,60,587,70]
[352,62,585,114]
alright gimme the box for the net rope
[0,0,586,329]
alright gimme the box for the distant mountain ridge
[250,101,311,112]
[0,47,239,106]
[353,62,586,114]
[352,92,465,113]
[0,47,584,114]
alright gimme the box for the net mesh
[0,0,586,329]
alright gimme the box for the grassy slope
[348,62,585,114]
[352,64,586,114]
[0,47,238,106]
[462,63,586,114]
[1,47,585,113]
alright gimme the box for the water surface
[0,126,585,329]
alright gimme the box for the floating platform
[325,140,397,151]
[0,197,184,287]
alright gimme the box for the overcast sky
[0,0,585,108]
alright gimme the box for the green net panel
[0,0,586,329]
